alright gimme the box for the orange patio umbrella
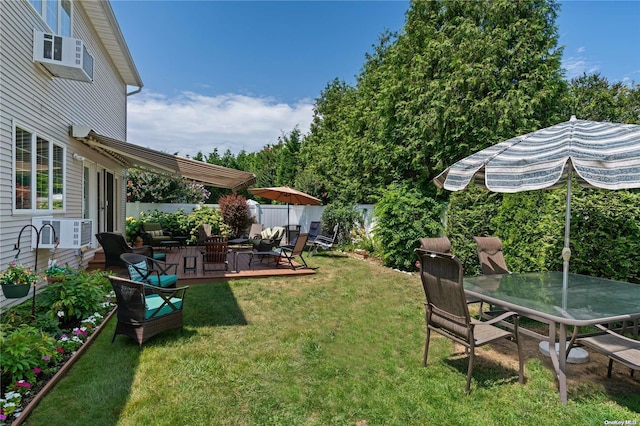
[248,186,322,231]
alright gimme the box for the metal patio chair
[415,249,524,394]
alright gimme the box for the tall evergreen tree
[299,0,566,203]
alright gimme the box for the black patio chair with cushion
[96,232,155,269]
[307,221,321,244]
[140,222,173,247]
[415,249,524,394]
[120,253,179,288]
[108,275,188,349]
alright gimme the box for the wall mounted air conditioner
[33,30,93,82]
[31,218,93,249]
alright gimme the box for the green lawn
[25,254,639,425]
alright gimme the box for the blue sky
[110,1,640,157]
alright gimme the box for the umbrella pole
[287,203,290,243]
[562,169,573,302]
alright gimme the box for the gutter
[127,86,142,97]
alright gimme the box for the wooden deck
[93,245,316,284]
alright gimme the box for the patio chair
[307,221,321,243]
[473,236,510,275]
[140,222,173,247]
[309,224,338,255]
[419,236,453,254]
[120,253,179,288]
[96,232,158,268]
[418,236,482,307]
[281,221,321,250]
[108,275,188,349]
[201,235,229,272]
[197,224,212,245]
[415,249,524,394]
[248,223,263,239]
[577,325,640,378]
[473,236,512,317]
[271,233,310,270]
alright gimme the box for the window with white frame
[14,126,65,212]
[29,0,72,37]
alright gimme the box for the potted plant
[44,262,74,283]
[133,236,144,247]
[0,261,41,298]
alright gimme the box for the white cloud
[562,55,600,80]
[126,91,314,157]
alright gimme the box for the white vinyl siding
[0,0,131,272]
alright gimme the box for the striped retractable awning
[434,117,640,193]
[72,126,256,191]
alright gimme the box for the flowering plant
[43,261,74,280]
[0,262,41,286]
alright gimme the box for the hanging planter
[0,262,40,299]
[1,283,31,298]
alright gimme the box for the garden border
[12,307,117,426]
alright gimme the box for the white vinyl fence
[126,202,376,234]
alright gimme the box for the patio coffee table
[160,240,180,250]
[464,271,640,403]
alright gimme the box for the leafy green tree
[296,79,358,203]
[561,73,640,123]
[373,183,445,270]
[298,0,566,204]
[275,127,302,186]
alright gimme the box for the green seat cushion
[145,294,183,319]
[146,274,178,288]
[153,253,166,261]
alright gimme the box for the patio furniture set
[98,220,330,350]
[417,235,640,403]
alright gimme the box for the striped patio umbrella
[434,116,640,292]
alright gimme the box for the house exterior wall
[0,0,134,273]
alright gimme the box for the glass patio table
[464,271,640,403]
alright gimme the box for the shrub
[218,194,253,238]
[446,185,504,275]
[138,209,189,236]
[374,183,444,271]
[184,207,229,243]
[568,187,640,283]
[320,202,363,246]
[446,182,640,282]
[39,271,110,328]
[130,207,230,245]
[125,216,143,243]
[0,325,57,386]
